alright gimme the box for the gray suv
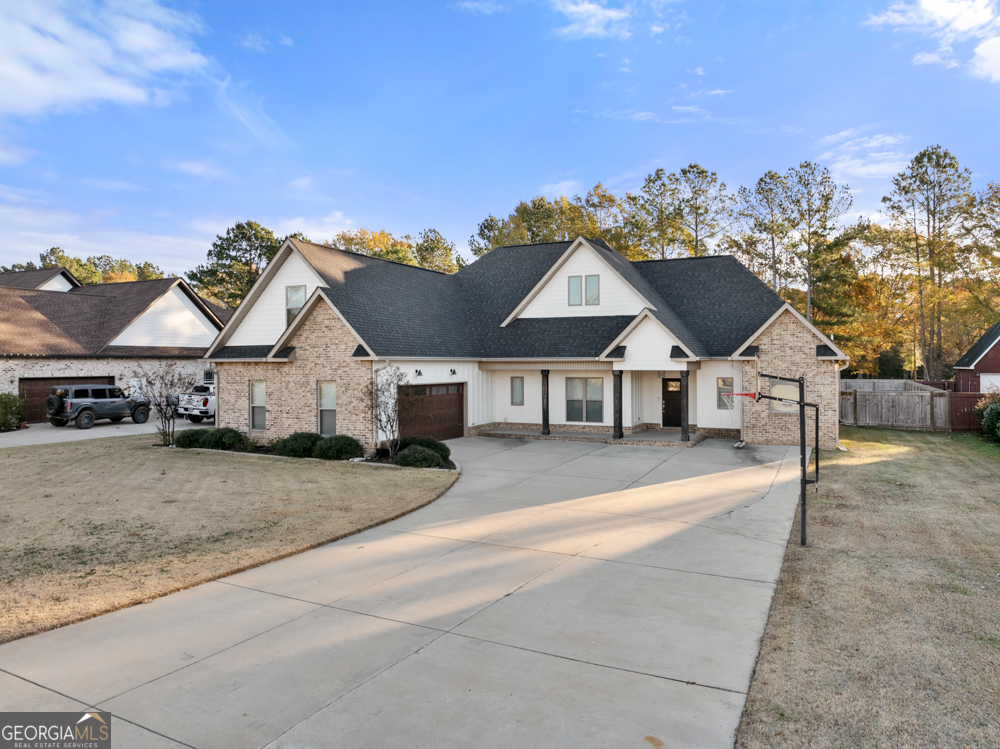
[45,385,151,429]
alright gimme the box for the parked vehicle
[44,384,150,429]
[176,385,215,423]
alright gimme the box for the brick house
[0,267,230,422]
[206,236,848,449]
[954,321,1000,393]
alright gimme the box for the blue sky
[0,0,998,273]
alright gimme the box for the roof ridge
[292,238,453,276]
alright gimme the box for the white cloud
[0,0,207,117]
[706,88,732,95]
[0,141,32,166]
[672,104,703,113]
[168,160,226,178]
[82,178,145,191]
[540,179,583,197]
[456,1,506,12]
[972,34,1000,78]
[271,211,352,241]
[288,177,313,190]
[650,23,666,34]
[552,1,632,40]
[817,130,912,181]
[239,33,271,52]
[279,36,294,46]
[691,66,705,75]
[215,77,291,148]
[865,0,1000,81]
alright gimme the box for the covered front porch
[478,425,707,448]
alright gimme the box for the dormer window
[585,275,600,305]
[286,285,306,326]
[568,276,582,306]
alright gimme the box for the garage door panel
[399,384,464,441]
[19,376,115,423]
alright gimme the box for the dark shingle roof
[0,279,222,358]
[273,238,788,360]
[209,345,274,359]
[0,267,78,289]
[955,321,1000,369]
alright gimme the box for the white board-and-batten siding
[228,252,326,346]
[517,245,647,319]
[110,286,219,347]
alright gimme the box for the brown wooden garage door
[19,376,115,423]
[398,384,464,441]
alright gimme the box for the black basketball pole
[798,376,807,546]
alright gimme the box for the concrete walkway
[0,437,805,748]
[0,418,210,448]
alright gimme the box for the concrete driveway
[0,418,210,448]
[0,436,805,748]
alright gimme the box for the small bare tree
[360,364,416,456]
[132,362,198,446]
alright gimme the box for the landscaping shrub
[393,444,443,468]
[0,393,25,431]
[982,402,1000,441]
[174,429,207,448]
[313,435,364,461]
[975,391,1000,420]
[271,431,323,457]
[396,436,450,462]
[200,427,253,452]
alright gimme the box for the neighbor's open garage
[18,376,115,423]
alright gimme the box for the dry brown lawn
[0,434,457,645]
[736,427,1000,748]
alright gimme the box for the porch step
[479,428,707,448]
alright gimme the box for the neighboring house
[954,321,1000,393]
[0,268,231,422]
[205,236,848,448]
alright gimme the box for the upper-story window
[568,275,600,306]
[568,276,582,306]
[286,285,306,326]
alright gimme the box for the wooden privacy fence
[840,387,983,431]
[841,380,940,392]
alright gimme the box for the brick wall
[215,302,374,446]
[739,310,841,449]
[2,357,206,396]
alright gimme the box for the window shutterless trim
[585,274,600,305]
[250,380,266,430]
[568,276,582,306]
[716,377,733,410]
[511,376,524,406]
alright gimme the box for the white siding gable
[518,245,647,319]
[40,274,73,291]
[228,251,326,346]
[619,317,683,370]
[110,286,219,347]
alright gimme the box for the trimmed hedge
[313,434,364,460]
[174,429,207,448]
[393,444,443,468]
[396,436,450,462]
[271,431,323,458]
[983,402,1000,441]
[201,427,254,452]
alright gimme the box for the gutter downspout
[835,360,849,451]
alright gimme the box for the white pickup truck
[176,384,216,423]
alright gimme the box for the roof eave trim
[730,303,850,360]
[499,236,657,328]
[597,308,697,360]
[265,287,376,359]
[960,330,1000,369]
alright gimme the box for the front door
[662,378,682,427]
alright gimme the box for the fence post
[947,391,952,433]
[853,389,858,426]
[929,391,935,431]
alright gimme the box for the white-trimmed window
[319,382,337,435]
[203,370,215,386]
[567,377,603,422]
[568,276,582,306]
[286,285,306,326]
[511,376,524,406]
[717,377,734,409]
[770,382,802,413]
[585,274,600,305]
[250,381,266,430]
